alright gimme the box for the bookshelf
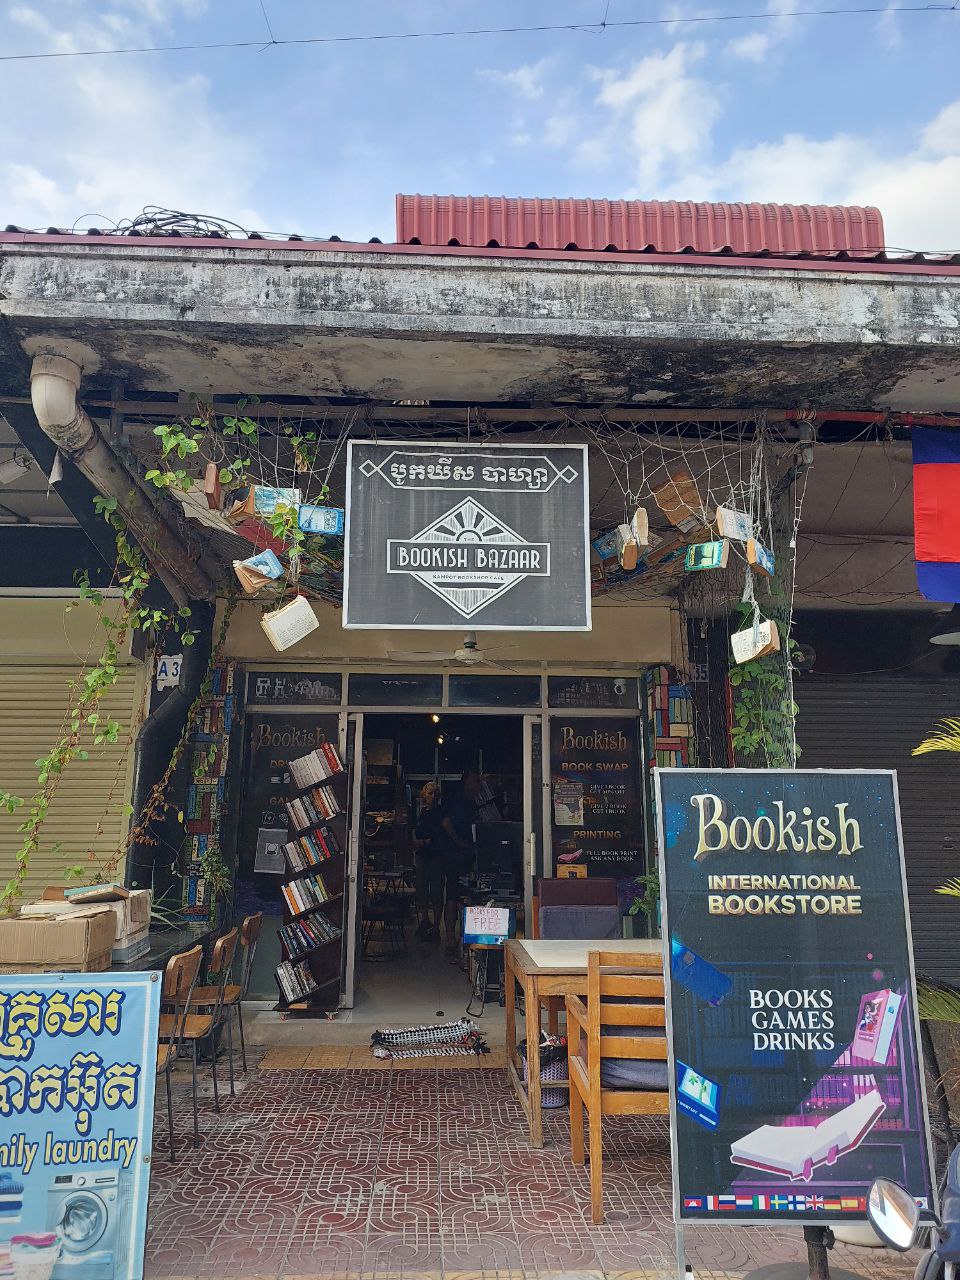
[182,662,240,922]
[275,735,349,1012]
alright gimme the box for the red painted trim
[1,231,959,278]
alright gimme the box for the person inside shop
[440,769,482,955]
[413,781,445,941]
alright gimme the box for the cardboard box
[32,885,152,958]
[0,906,116,973]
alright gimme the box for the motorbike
[867,1145,960,1280]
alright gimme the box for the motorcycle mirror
[867,1178,920,1251]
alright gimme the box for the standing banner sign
[655,768,934,1225]
[0,971,161,1280]
[343,441,591,630]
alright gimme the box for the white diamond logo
[386,497,550,619]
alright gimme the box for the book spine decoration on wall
[275,737,348,1011]
[643,665,694,876]
[182,662,239,920]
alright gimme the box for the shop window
[448,674,541,707]
[348,673,443,706]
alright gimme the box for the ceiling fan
[387,631,517,668]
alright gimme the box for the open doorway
[354,712,525,1024]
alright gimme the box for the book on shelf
[289,745,345,789]
[279,914,342,958]
[276,958,325,1002]
[282,871,333,917]
[284,784,341,831]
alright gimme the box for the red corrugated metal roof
[396,194,885,255]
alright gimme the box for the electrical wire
[0,5,955,62]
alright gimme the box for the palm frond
[937,878,960,899]
[913,717,960,757]
[918,980,960,1024]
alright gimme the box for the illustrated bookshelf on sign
[275,734,349,1013]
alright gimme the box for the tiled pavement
[147,1062,918,1280]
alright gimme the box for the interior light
[436,734,444,745]
[431,714,441,723]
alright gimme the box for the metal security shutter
[795,676,960,984]
[0,665,143,901]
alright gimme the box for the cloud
[725,32,771,62]
[591,43,721,188]
[477,58,551,101]
[664,99,960,250]
[0,2,270,232]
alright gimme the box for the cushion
[599,995,669,1091]
[538,904,622,940]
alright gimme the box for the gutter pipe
[125,600,215,895]
[29,354,216,605]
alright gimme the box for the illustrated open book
[730,1087,885,1181]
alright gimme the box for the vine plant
[0,503,196,912]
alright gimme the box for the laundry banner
[343,441,591,630]
[0,972,160,1280]
[655,768,934,1225]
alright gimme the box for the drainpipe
[126,600,215,895]
[29,354,216,605]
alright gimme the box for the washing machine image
[47,1168,132,1280]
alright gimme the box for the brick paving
[146,1061,919,1279]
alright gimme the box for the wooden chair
[190,912,262,1074]
[160,927,238,1113]
[156,945,203,1160]
[566,949,669,1224]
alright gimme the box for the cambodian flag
[913,428,960,601]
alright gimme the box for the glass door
[341,712,364,1009]
[522,715,545,930]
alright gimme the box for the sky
[1,0,959,251]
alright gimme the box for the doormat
[260,1044,508,1070]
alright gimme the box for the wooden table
[504,937,663,1148]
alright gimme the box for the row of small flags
[683,1194,866,1213]
[684,1193,930,1214]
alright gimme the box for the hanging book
[730,618,780,665]
[233,548,284,595]
[747,538,775,578]
[261,595,319,652]
[298,504,345,535]
[203,462,222,511]
[630,506,650,547]
[716,505,753,541]
[614,523,639,572]
[651,471,710,535]
[590,527,620,561]
[684,539,730,572]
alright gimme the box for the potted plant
[623,871,660,937]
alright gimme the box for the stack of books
[283,825,341,872]
[281,871,333,917]
[279,914,342,959]
[285,784,341,830]
[275,959,320,1002]
[289,745,344,788]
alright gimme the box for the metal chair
[156,944,202,1160]
[190,912,262,1073]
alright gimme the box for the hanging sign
[343,442,591,630]
[655,768,934,1225]
[0,971,160,1280]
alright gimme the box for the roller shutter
[795,676,960,984]
[0,665,143,901]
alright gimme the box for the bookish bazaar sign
[0,972,160,1280]
[654,768,933,1226]
[343,441,591,630]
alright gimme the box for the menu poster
[549,716,644,877]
